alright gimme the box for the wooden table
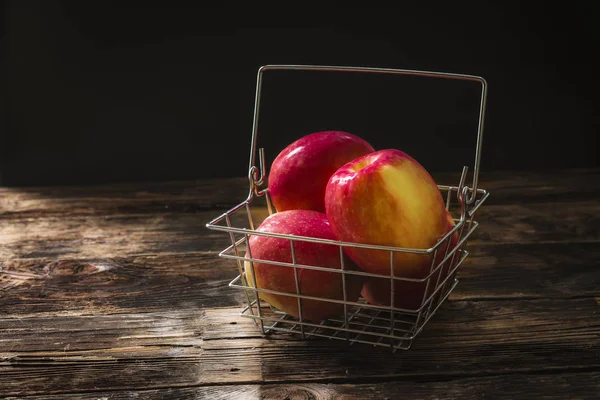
[1,169,599,399]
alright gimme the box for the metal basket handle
[247,64,488,205]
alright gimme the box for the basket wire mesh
[206,65,490,351]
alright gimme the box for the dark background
[0,1,597,187]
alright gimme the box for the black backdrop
[1,1,597,186]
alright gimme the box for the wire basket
[206,65,490,352]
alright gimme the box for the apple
[268,130,375,213]
[244,209,365,322]
[324,148,450,281]
[360,209,461,311]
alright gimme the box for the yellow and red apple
[360,209,461,310]
[244,209,364,321]
[268,130,375,213]
[324,148,450,282]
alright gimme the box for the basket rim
[206,185,489,254]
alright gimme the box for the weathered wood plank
[0,253,247,317]
[1,242,598,317]
[199,297,600,346]
[1,198,599,261]
[1,169,599,219]
[475,168,600,203]
[0,298,598,396]
[0,206,266,260]
[7,371,599,400]
[468,199,600,245]
[0,311,205,352]
[0,177,250,218]
[454,242,600,300]
[0,169,598,397]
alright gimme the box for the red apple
[360,209,461,311]
[268,130,375,213]
[244,209,365,321]
[324,148,450,280]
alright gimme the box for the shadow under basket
[206,64,490,352]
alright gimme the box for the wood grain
[0,177,250,218]
[1,198,598,261]
[1,169,600,398]
[454,241,600,300]
[1,298,599,396]
[1,241,598,318]
[6,371,599,400]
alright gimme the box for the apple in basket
[324,149,452,309]
[267,130,375,213]
[360,209,461,310]
[244,209,365,322]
